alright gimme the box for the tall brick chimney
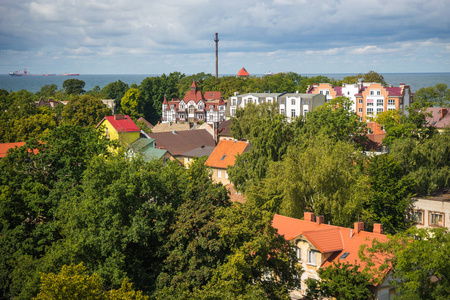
[304,212,315,222]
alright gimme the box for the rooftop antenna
[214,33,219,78]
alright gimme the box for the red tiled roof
[385,87,403,96]
[272,214,389,281]
[237,67,250,77]
[97,115,140,132]
[0,142,26,158]
[204,91,222,100]
[183,90,205,104]
[205,140,251,169]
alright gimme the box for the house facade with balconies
[162,81,226,124]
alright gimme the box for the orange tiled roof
[0,142,26,158]
[272,214,390,281]
[204,140,250,169]
[237,67,250,77]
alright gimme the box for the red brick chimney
[114,114,125,120]
[316,215,324,225]
[354,222,364,234]
[441,108,448,119]
[373,223,383,234]
[304,212,315,222]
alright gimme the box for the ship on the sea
[8,68,80,76]
[9,68,28,76]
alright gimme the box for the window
[388,108,395,111]
[295,247,301,261]
[412,210,424,224]
[225,171,228,179]
[367,108,374,114]
[370,91,374,95]
[326,91,329,95]
[377,108,384,113]
[367,101,374,106]
[388,99,395,106]
[359,108,363,113]
[359,117,363,122]
[291,99,296,105]
[280,109,285,115]
[359,99,363,104]
[291,109,296,118]
[377,99,384,106]
[308,250,316,265]
[429,212,444,227]
[231,108,236,116]
[217,170,222,178]
[232,99,236,106]
[377,90,381,95]
[303,109,308,116]
[221,155,226,160]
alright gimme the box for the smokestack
[214,33,219,78]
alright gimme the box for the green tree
[62,95,112,127]
[120,88,143,120]
[36,84,58,98]
[35,263,148,300]
[247,136,370,227]
[101,80,130,112]
[360,227,450,300]
[414,83,450,107]
[299,96,368,147]
[343,71,387,86]
[389,131,450,195]
[63,79,86,95]
[365,154,415,234]
[306,261,374,300]
[200,203,302,300]
[229,103,301,192]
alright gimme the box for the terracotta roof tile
[272,214,390,281]
[237,67,250,77]
[0,142,26,158]
[204,140,251,169]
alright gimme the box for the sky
[1,0,449,75]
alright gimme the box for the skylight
[221,155,226,160]
[339,252,350,260]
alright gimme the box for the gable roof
[148,129,215,156]
[151,122,191,133]
[425,107,450,128]
[141,147,169,161]
[237,67,250,77]
[97,115,140,133]
[182,145,215,158]
[272,214,389,279]
[137,117,154,128]
[204,140,251,169]
[128,138,155,153]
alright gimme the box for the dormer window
[105,128,110,139]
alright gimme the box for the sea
[1,73,450,94]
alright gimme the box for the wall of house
[210,167,230,185]
[411,197,450,229]
[118,131,140,147]
[293,238,322,295]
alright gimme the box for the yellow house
[96,115,140,147]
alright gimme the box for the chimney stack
[304,212,315,222]
[373,223,383,234]
[354,222,364,235]
[441,108,448,119]
[214,33,219,78]
[316,215,324,225]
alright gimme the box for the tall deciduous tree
[365,154,415,234]
[247,135,370,227]
[306,261,374,300]
[62,95,112,127]
[414,83,450,107]
[120,88,143,120]
[63,79,86,95]
[360,227,450,300]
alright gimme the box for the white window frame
[291,99,296,105]
[295,247,301,261]
[291,109,296,118]
[308,250,316,265]
[367,108,374,114]
[388,99,395,106]
[217,170,222,178]
[377,99,384,106]
[429,212,444,227]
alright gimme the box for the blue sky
[1,0,449,75]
